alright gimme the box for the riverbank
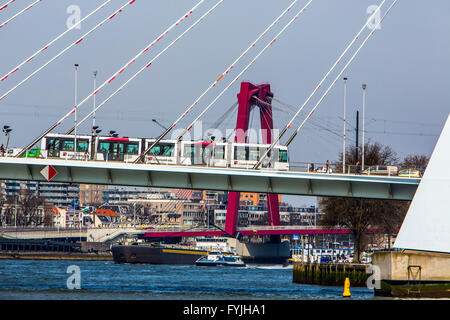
[0,251,113,261]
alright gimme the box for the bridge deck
[0,157,420,200]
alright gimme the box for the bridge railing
[1,149,423,180]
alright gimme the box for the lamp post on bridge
[362,83,367,171]
[74,64,79,154]
[93,70,98,129]
[342,77,348,174]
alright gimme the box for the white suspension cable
[0,0,18,12]
[177,0,314,142]
[0,0,43,30]
[254,0,398,169]
[66,0,223,135]
[61,0,209,132]
[285,0,398,147]
[138,0,300,160]
[15,0,210,157]
[1,0,112,82]
[0,0,137,102]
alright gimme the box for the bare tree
[400,154,429,170]
[319,141,413,263]
[18,189,45,226]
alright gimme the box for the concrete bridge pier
[372,250,450,298]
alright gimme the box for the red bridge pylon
[225,82,281,237]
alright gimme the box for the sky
[0,0,449,206]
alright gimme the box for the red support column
[224,82,281,237]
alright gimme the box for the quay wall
[0,251,112,261]
[293,262,369,287]
[372,250,450,298]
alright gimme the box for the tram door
[110,142,124,161]
[47,138,61,158]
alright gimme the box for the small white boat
[195,251,246,267]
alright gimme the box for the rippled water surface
[0,260,375,300]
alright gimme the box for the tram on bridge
[31,133,290,170]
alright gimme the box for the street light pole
[343,77,348,173]
[93,70,98,129]
[362,84,367,171]
[74,64,79,154]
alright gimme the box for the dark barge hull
[112,244,207,265]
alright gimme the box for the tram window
[77,140,89,152]
[213,146,225,159]
[126,144,139,155]
[279,149,288,162]
[98,142,110,153]
[248,148,259,161]
[46,138,57,149]
[234,146,247,161]
[162,144,174,156]
[184,145,195,157]
[149,145,162,156]
[61,139,74,151]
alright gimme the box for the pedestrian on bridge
[326,160,330,173]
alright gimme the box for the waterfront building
[52,207,83,229]
[79,184,105,206]
[0,180,79,207]
[92,208,121,227]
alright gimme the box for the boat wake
[246,264,293,270]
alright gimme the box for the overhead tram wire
[208,101,238,132]
[135,0,302,163]
[65,0,224,137]
[0,0,17,12]
[1,0,113,82]
[252,95,345,146]
[0,0,42,30]
[175,0,315,144]
[14,0,208,157]
[254,0,398,170]
[0,0,137,103]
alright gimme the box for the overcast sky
[1,0,449,205]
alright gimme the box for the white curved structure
[394,115,450,253]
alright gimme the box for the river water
[0,259,376,300]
